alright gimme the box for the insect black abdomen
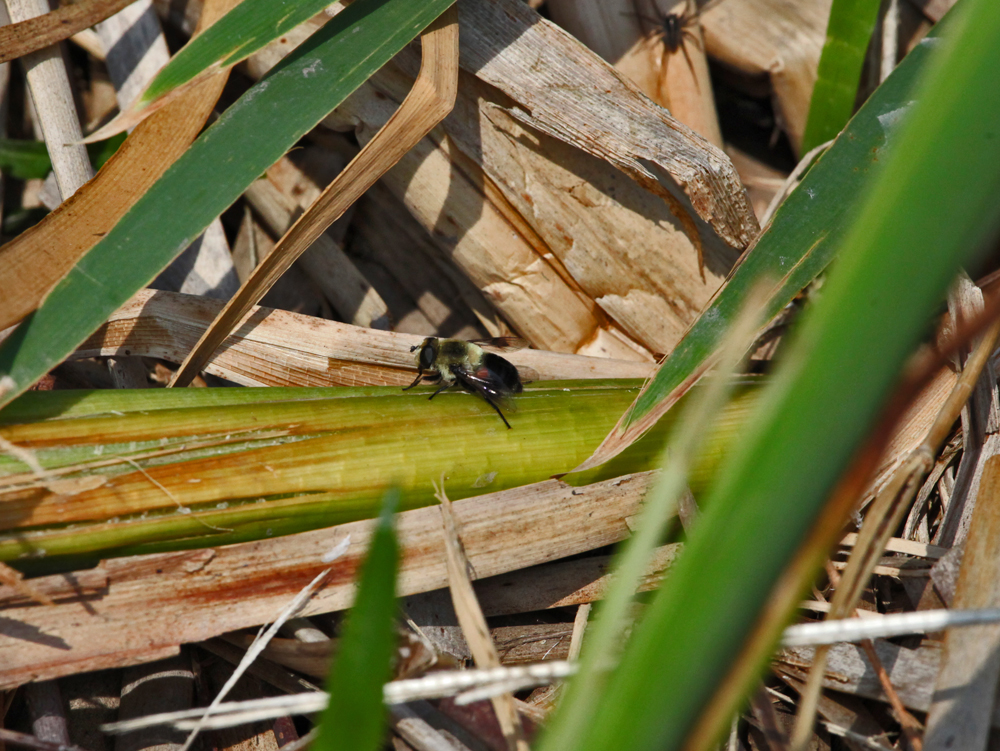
[483,352,523,393]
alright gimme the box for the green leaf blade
[621,13,944,435]
[139,0,336,106]
[314,488,400,751]
[802,0,884,153]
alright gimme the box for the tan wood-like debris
[246,0,757,358]
[71,289,654,387]
[0,472,656,688]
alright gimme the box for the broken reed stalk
[171,5,460,386]
[63,289,654,389]
[789,318,1000,750]
[5,0,93,199]
[4,381,745,571]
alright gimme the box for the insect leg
[428,382,453,400]
[483,397,512,429]
[402,370,425,390]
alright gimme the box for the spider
[630,0,720,81]
[636,0,704,55]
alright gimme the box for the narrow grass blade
[88,0,343,138]
[139,0,337,106]
[313,489,400,751]
[574,7,955,473]
[549,0,1000,748]
[0,0,454,411]
[801,0,884,154]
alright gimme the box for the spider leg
[681,23,704,53]
[678,35,698,83]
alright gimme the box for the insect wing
[467,336,529,353]
[453,364,519,413]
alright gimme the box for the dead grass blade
[0,0,237,332]
[171,6,459,387]
[0,0,134,66]
[435,480,528,751]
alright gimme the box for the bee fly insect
[403,337,526,429]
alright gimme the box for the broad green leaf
[138,0,339,108]
[0,0,454,410]
[578,10,949,472]
[313,488,400,751]
[801,0,884,154]
[544,0,1000,748]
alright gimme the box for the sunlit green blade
[139,0,338,107]
[612,10,952,451]
[0,0,454,411]
[544,0,1000,748]
[801,0,884,154]
[314,489,399,751]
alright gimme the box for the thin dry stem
[435,478,528,751]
